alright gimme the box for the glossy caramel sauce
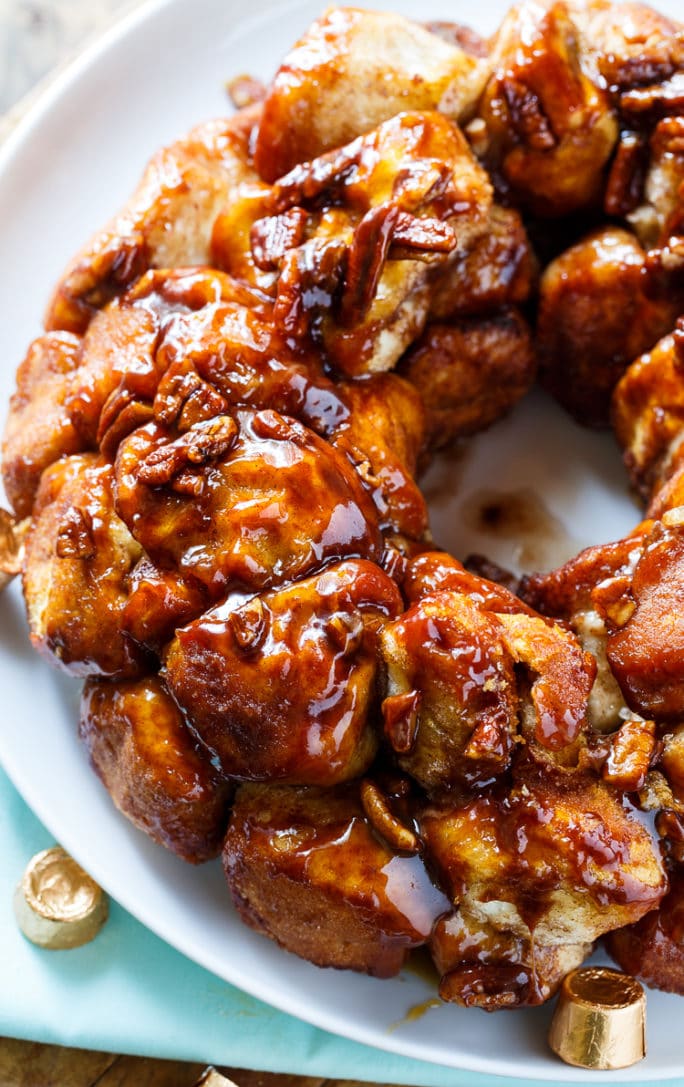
[389,998,444,1032]
[11,3,683,1016]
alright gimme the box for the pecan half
[137,415,238,487]
[501,78,557,151]
[604,132,648,217]
[250,208,309,271]
[55,507,95,560]
[360,777,421,854]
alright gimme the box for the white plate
[0,0,681,1079]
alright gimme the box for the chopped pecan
[137,415,238,487]
[327,611,365,656]
[177,384,231,432]
[99,398,154,461]
[338,205,456,326]
[273,240,346,339]
[55,507,95,560]
[229,597,268,652]
[604,132,648,217]
[655,808,684,863]
[226,73,267,109]
[644,236,684,297]
[170,468,205,497]
[360,778,421,854]
[250,208,309,271]
[392,160,453,209]
[391,211,457,256]
[75,234,149,315]
[250,409,299,442]
[154,368,204,426]
[655,809,684,841]
[603,595,637,628]
[501,78,557,151]
[638,769,684,812]
[651,115,684,158]
[154,365,230,432]
[593,573,636,628]
[335,437,383,492]
[601,33,684,93]
[620,71,684,119]
[382,690,421,755]
[270,144,362,213]
[440,964,530,1009]
[464,716,515,763]
[181,415,238,465]
[338,205,401,326]
[602,717,657,791]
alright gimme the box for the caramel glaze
[139,271,350,439]
[260,110,492,376]
[80,675,232,863]
[381,551,596,794]
[223,781,451,978]
[422,777,665,916]
[381,589,520,789]
[14,263,433,689]
[607,871,684,994]
[537,227,684,426]
[7,1,684,1014]
[525,517,684,723]
[252,8,487,183]
[419,772,667,1009]
[165,560,402,785]
[605,522,684,721]
[115,410,384,600]
[404,549,536,615]
[22,455,148,678]
[479,1,618,217]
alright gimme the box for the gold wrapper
[548,966,646,1070]
[13,846,108,950]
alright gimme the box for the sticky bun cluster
[4,0,684,1011]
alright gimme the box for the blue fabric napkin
[0,761,682,1087]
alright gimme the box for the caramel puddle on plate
[459,486,582,574]
[389,948,443,1032]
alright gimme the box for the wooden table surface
[0,1037,395,1087]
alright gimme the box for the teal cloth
[0,762,682,1086]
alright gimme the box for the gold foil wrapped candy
[14,846,108,949]
[548,966,646,1070]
